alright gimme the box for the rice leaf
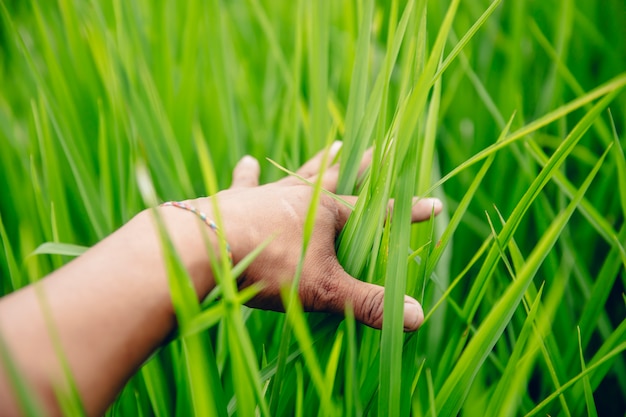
[433,141,612,416]
[577,327,599,417]
[424,74,626,197]
[525,342,626,417]
[30,243,88,258]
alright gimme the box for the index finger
[309,146,373,193]
[290,141,343,180]
[332,195,443,232]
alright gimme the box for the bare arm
[0,205,214,416]
[0,146,442,416]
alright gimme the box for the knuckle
[318,195,341,230]
[305,256,343,312]
[359,287,384,327]
[319,194,337,213]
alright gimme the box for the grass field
[1,0,625,415]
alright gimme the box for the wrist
[134,206,219,303]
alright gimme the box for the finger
[293,141,343,180]
[314,265,423,331]
[411,197,443,221]
[333,195,357,230]
[356,147,373,179]
[230,155,260,189]
[310,147,374,193]
[331,196,443,231]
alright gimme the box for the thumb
[339,277,424,332]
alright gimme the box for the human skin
[0,143,442,416]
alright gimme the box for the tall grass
[1,0,625,415]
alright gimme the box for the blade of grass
[193,127,271,416]
[609,111,626,222]
[205,0,244,164]
[337,0,416,194]
[136,162,226,417]
[423,234,493,324]
[426,114,513,274]
[1,1,108,238]
[265,158,354,209]
[409,358,426,416]
[30,243,88,258]
[433,0,502,82]
[529,19,614,146]
[140,356,171,417]
[343,305,360,417]
[426,369,436,417]
[181,286,259,338]
[308,0,329,152]
[525,139,625,257]
[495,206,576,416]
[295,361,304,417]
[524,342,626,417]
[433,142,611,416]
[575,222,626,353]
[394,0,460,163]
[0,214,23,290]
[323,330,343,395]
[336,0,373,193]
[379,132,420,416]
[280,287,336,416]
[484,284,545,417]
[269,136,337,414]
[461,90,621,324]
[577,327,599,417]
[423,74,626,197]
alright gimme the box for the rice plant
[0,0,624,415]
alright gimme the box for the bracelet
[161,201,233,264]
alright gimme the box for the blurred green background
[1,0,625,415]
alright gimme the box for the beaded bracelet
[161,201,233,264]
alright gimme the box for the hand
[190,143,443,331]
[0,142,442,416]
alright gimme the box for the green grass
[1,0,625,415]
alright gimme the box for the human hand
[0,142,441,417]
[189,143,442,331]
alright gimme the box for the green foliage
[1,0,625,415]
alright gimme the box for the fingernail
[403,297,424,331]
[241,155,258,166]
[330,140,343,156]
[422,197,443,212]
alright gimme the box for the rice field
[0,0,625,415]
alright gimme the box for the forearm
[0,207,217,416]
